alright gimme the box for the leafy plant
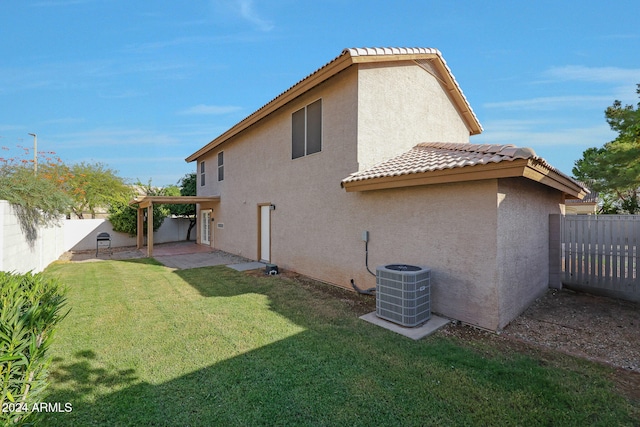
[168,173,197,240]
[108,180,170,236]
[573,84,640,213]
[68,162,130,219]
[0,166,72,245]
[0,272,68,426]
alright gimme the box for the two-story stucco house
[185,47,586,331]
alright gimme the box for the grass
[40,258,638,426]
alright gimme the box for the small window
[200,161,205,186]
[292,99,322,159]
[217,152,224,181]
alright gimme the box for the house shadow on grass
[42,265,637,426]
[43,264,388,425]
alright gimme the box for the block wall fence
[0,200,194,273]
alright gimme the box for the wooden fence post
[549,214,563,289]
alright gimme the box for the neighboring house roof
[185,47,482,163]
[341,142,589,199]
[565,182,597,204]
[565,185,598,214]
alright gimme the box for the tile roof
[346,47,441,56]
[341,142,586,192]
[186,47,482,162]
[566,187,598,203]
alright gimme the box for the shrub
[0,272,68,426]
[109,181,170,236]
[0,166,72,245]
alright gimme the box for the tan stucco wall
[191,60,564,331]
[356,61,471,171]
[495,178,564,329]
[196,60,475,260]
[196,66,360,259]
[344,181,500,329]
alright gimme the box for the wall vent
[376,264,430,327]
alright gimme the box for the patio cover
[129,196,220,257]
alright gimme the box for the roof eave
[342,159,587,199]
[428,57,483,136]
[342,160,529,192]
[522,161,587,199]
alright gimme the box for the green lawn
[41,259,637,426]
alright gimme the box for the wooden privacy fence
[557,214,640,302]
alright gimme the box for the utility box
[376,264,431,327]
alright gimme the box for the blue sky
[1,0,639,186]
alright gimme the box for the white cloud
[598,33,640,41]
[484,65,640,112]
[32,0,99,6]
[484,95,613,110]
[52,128,182,149]
[124,36,231,52]
[544,65,640,85]
[0,124,26,132]
[177,104,242,115]
[40,117,86,125]
[474,120,615,148]
[236,0,274,32]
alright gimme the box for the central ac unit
[376,264,431,327]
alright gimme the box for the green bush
[108,181,170,236]
[0,272,68,426]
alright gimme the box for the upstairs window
[200,161,205,186]
[217,152,224,181]
[292,99,322,159]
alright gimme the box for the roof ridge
[345,47,442,57]
[417,142,536,158]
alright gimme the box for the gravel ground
[439,288,640,405]
[501,288,639,372]
[57,246,144,262]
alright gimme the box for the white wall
[0,199,195,273]
[64,219,136,251]
[65,217,195,251]
[0,200,65,274]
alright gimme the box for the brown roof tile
[341,142,585,191]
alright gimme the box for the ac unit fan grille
[376,264,430,327]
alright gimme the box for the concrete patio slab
[145,241,214,256]
[154,251,251,270]
[360,312,450,340]
[227,262,266,271]
[62,241,253,270]
[148,242,251,269]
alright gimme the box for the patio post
[147,203,154,257]
[137,207,144,249]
